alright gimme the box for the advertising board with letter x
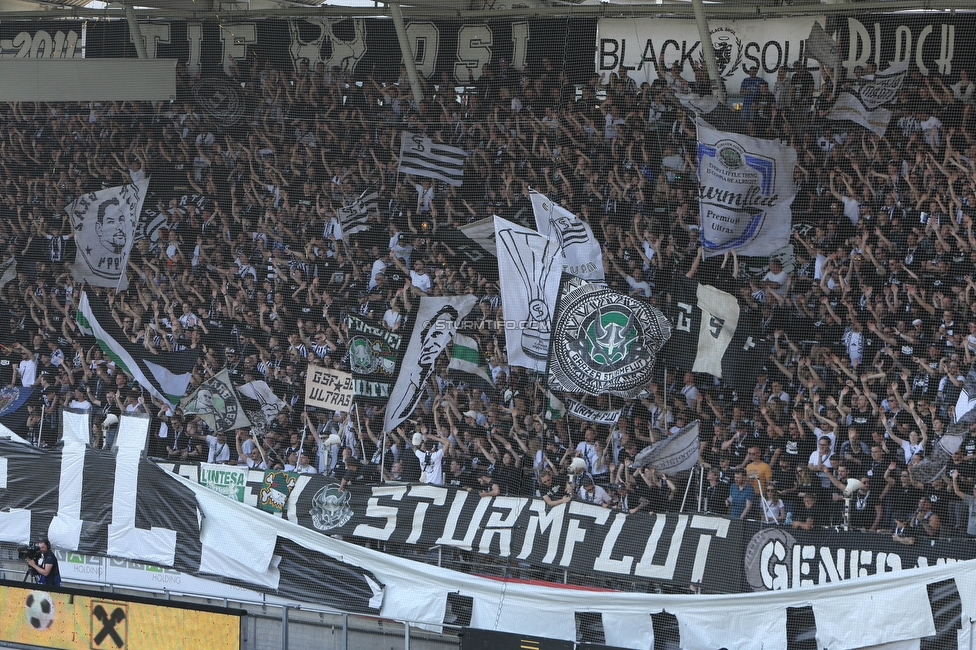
[0,579,243,650]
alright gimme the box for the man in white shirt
[13,346,36,388]
[575,427,600,474]
[414,434,449,485]
[67,387,92,411]
[204,431,232,464]
[408,259,432,295]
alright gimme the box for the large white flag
[398,132,468,186]
[67,179,149,290]
[696,119,796,258]
[827,59,908,137]
[531,190,605,281]
[383,295,478,433]
[494,216,561,371]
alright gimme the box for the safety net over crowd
[1,11,976,646]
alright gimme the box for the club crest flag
[181,369,251,433]
[827,59,908,136]
[696,119,796,258]
[384,295,477,433]
[548,275,671,399]
[347,315,406,400]
[531,190,604,281]
[495,216,561,372]
[67,178,150,290]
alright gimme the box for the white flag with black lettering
[696,119,796,258]
[67,179,150,290]
[398,132,468,187]
[336,187,379,237]
[827,59,908,137]
[384,295,478,433]
[495,216,561,372]
[531,190,604,281]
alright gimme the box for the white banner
[596,17,823,90]
[566,399,622,426]
[383,295,478,433]
[631,421,700,474]
[827,93,893,136]
[67,179,149,290]
[696,118,797,258]
[305,366,355,412]
[494,216,562,372]
[531,190,604,281]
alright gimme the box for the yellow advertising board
[0,580,242,650]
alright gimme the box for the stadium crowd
[2,51,976,543]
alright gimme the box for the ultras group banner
[596,17,823,90]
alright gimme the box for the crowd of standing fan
[1,52,976,540]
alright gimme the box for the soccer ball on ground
[24,591,55,630]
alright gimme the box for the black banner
[0,442,382,613]
[293,476,748,594]
[0,19,595,83]
[347,314,405,400]
[827,15,975,79]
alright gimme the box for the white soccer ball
[24,591,55,630]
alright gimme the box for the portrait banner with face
[383,294,478,434]
[67,179,150,289]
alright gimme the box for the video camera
[17,544,42,562]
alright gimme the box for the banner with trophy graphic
[494,216,562,372]
[548,275,671,399]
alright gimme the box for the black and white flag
[531,190,604,281]
[827,59,908,137]
[663,278,770,395]
[566,399,622,426]
[954,366,976,423]
[632,421,700,474]
[383,295,477,433]
[548,275,671,399]
[398,132,468,187]
[336,187,379,237]
[67,179,150,290]
[804,21,840,75]
[181,369,251,433]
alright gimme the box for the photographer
[25,539,61,587]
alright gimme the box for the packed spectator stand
[3,47,976,577]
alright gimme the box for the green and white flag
[76,291,199,406]
[199,463,246,502]
[448,333,493,388]
[181,369,251,433]
[546,390,564,421]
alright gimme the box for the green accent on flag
[449,334,494,388]
[76,292,198,406]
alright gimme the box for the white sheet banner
[494,216,561,371]
[696,118,797,258]
[305,367,355,412]
[827,93,893,136]
[531,191,605,281]
[596,17,823,90]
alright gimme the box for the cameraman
[26,538,61,587]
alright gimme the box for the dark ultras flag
[662,277,770,395]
